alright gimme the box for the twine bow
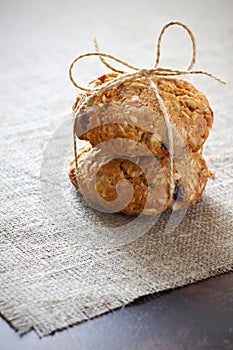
[69,21,225,92]
[69,22,225,207]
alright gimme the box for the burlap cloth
[0,0,232,338]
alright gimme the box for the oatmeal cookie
[69,143,208,216]
[73,73,213,157]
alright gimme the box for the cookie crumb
[208,156,214,162]
[208,169,215,179]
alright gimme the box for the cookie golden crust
[73,73,213,157]
[69,144,208,216]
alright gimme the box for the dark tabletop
[0,272,232,350]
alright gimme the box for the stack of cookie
[69,73,211,216]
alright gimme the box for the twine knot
[139,68,151,77]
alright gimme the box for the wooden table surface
[1,272,232,350]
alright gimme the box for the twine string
[154,21,196,70]
[69,52,225,92]
[93,36,124,73]
[148,78,175,201]
[70,22,226,206]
